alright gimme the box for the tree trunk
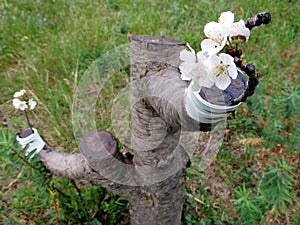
[35,35,243,224]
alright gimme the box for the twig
[224,12,271,105]
[245,12,272,30]
[48,188,60,225]
[232,57,259,104]
[70,179,84,202]
[23,110,33,133]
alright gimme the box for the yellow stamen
[214,62,229,77]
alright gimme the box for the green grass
[1,0,299,224]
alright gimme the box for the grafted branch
[38,146,91,179]
[139,69,215,131]
[37,130,136,197]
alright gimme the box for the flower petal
[214,73,231,90]
[19,101,28,111]
[231,20,250,41]
[180,70,193,81]
[180,49,195,61]
[219,53,234,64]
[228,66,238,79]
[179,47,198,80]
[195,76,214,88]
[219,53,237,79]
[13,98,28,110]
[186,43,195,55]
[191,67,214,89]
[205,54,220,72]
[201,39,224,56]
[204,22,220,39]
[13,89,26,98]
[28,98,37,110]
[179,61,196,80]
[219,11,234,24]
[196,51,209,61]
[13,98,21,109]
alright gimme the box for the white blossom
[231,19,250,41]
[201,11,250,55]
[200,11,234,56]
[28,98,37,110]
[13,98,28,111]
[13,89,26,98]
[201,22,230,56]
[180,44,238,91]
[179,43,197,81]
[205,53,238,90]
[179,45,215,91]
[219,11,235,24]
[179,11,250,91]
[219,12,250,41]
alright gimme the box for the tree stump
[36,35,248,224]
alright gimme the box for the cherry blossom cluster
[179,11,250,91]
[12,89,37,111]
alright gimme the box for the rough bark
[32,34,253,224]
[129,169,186,225]
[128,35,205,224]
[33,35,199,224]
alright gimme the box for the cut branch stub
[78,129,140,185]
[129,34,185,80]
[79,129,124,162]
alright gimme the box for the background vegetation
[0,0,299,224]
